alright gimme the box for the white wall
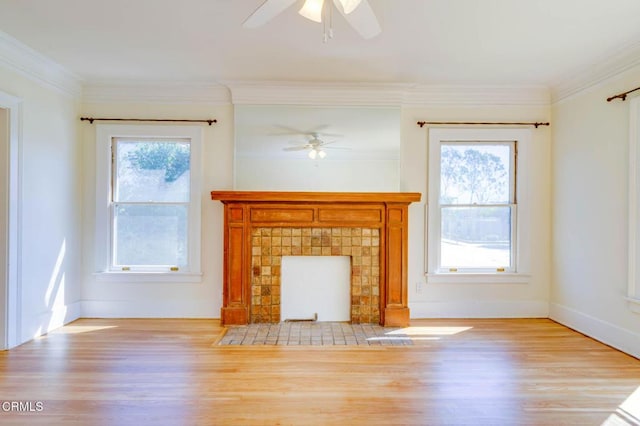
[0,66,82,344]
[79,99,552,322]
[401,105,552,318]
[550,64,640,358]
[163,101,554,320]
[235,157,399,191]
[234,104,401,192]
[80,102,234,317]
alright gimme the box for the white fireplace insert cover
[280,256,351,322]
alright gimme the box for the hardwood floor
[0,318,639,425]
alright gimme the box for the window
[439,141,516,272]
[427,128,531,282]
[95,125,202,281]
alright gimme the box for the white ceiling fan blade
[270,125,320,136]
[315,131,343,138]
[283,145,311,151]
[243,0,298,28]
[323,146,351,150]
[337,0,381,39]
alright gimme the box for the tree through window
[438,142,516,271]
[112,138,191,269]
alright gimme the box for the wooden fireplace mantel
[211,191,422,204]
[210,191,421,327]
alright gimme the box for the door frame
[0,91,22,350]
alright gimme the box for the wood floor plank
[0,318,639,425]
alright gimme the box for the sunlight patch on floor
[602,385,640,425]
[385,326,473,336]
[49,325,118,335]
[367,336,441,342]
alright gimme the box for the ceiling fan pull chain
[322,3,328,43]
[329,2,334,39]
[321,0,335,43]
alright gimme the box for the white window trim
[95,124,203,282]
[627,97,640,313]
[426,127,532,284]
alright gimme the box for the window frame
[426,128,532,284]
[94,124,203,282]
[437,140,517,273]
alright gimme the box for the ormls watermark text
[1,401,44,412]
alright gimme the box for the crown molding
[82,80,231,105]
[403,85,550,107]
[225,80,412,106]
[551,39,640,104]
[0,30,82,98]
[226,80,550,107]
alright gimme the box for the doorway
[0,91,21,350]
[0,107,7,349]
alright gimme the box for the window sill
[626,297,640,314]
[94,271,203,283]
[426,273,531,285]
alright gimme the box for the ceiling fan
[283,132,348,159]
[243,0,381,40]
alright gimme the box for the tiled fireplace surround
[210,191,421,327]
[251,226,380,323]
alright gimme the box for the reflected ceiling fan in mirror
[243,0,381,42]
[282,132,349,160]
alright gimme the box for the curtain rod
[80,117,217,125]
[416,121,550,128]
[607,86,640,102]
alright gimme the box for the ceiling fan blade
[269,125,315,136]
[338,0,381,39]
[323,146,351,150]
[243,0,298,28]
[315,132,343,138]
[283,146,310,151]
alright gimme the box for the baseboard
[21,301,83,344]
[409,300,549,319]
[550,303,640,359]
[64,301,83,323]
[81,300,218,318]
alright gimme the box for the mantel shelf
[211,191,422,204]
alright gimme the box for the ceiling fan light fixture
[336,0,362,14]
[299,0,325,23]
[318,150,327,159]
[308,149,318,159]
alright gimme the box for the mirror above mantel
[234,105,400,191]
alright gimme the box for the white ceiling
[1,0,640,88]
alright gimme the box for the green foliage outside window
[128,142,190,182]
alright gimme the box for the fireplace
[210,191,421,326]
